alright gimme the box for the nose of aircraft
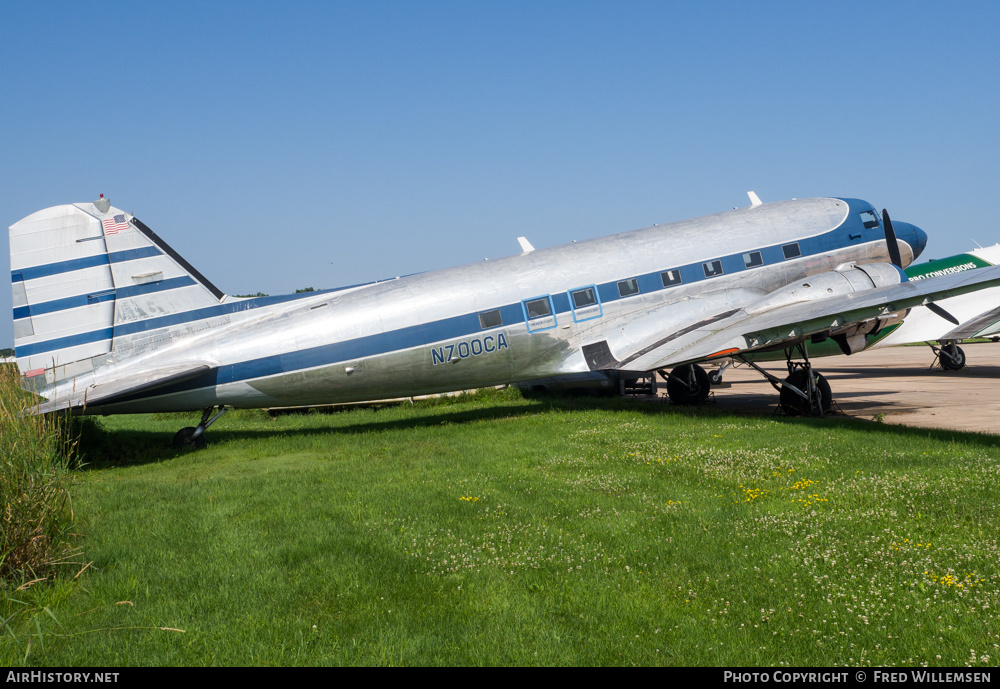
[893,221,928,263]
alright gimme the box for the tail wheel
[173,427,207,450]
[666,364,711,405]
[939,345,966,371]
[779,370,831,417]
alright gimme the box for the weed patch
[0,365,83,586]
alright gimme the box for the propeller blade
[882,209,903,268]
[926,302,961,325]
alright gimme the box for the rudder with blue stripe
[9,197,226,392]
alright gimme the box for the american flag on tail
[102,214,129,235]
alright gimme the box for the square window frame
[478,309,504,330]
[660,269,683,287]
[743,251,764,268]
[703,260,725,278]
[782,243,802,259]
[617,278,640,297]
[521,295,558,332]
[568,285,603,322]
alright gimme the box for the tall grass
[0,364,82,585]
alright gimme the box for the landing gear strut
[708,361,731,386]
[663,363,711,405]
[778,364,832,417]
[173,406,229,450]
[736,343,832,417]
[931,341,966,371]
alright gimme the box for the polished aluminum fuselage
[72,197,908,413]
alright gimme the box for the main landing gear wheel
[779,370,831,417]
[173,426,207,450]
[666,364,711,405]
[939,344,966,371]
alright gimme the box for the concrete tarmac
[690,342,1000,435]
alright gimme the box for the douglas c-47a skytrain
[10,193,1000,447]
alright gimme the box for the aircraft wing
[33,363,214,414]
[609,264,1000,373]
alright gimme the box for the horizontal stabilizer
[940,304,1000,341]
[33,363,213,414]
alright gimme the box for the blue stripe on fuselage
[95,203,881,404]
[23,200,875,368]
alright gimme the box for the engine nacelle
[747,263,906,315]
[828,312,904,354]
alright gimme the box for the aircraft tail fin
[9,198,226,392]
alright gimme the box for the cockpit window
[860,210,879,230]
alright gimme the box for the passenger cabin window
[782,243,801,259]
[617,278,640,297]
[524,298,551,319]
[743,251,763,268]
[571,287,597,309]
[523,295,557,332]
[860,210,879,229]
[703,260,724,277]
[660,270,682,287]
[569,286,602,322]
[478,309,503,329]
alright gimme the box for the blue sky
[3,1,1000,349]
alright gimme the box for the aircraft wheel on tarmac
[666,364,711,405]
[708,369,724,386]
[173,426,207,450]
[939,345,966,371]
[779,370,832,417]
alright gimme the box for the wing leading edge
[607,264,1000,373]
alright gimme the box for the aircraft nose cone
[894,221,928,263]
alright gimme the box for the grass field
[3,388,1000,666]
